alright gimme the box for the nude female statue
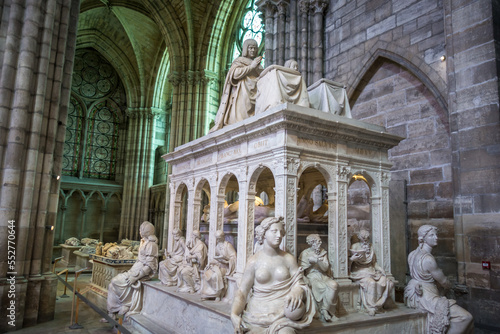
[231,217,315,333]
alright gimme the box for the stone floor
[12,273,141,334]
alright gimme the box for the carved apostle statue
[158,228,186,286]
[299,234,339,322]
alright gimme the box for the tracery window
[62,48,125,181]
[62,96,85,176]
[231,0,265,62]
[83,100,121,179]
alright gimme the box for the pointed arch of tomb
[348,45,448,128]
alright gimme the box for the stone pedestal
[74,251,93,272]
[60,244,81,268]
[85,254,136,311]
[131,281,427,334]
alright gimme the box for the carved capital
[310,0,328,14]
[167,72,182,86]
[276,0,290,16]
[337,165,351,181]
[256,0,276,16]
[298,0,309,14]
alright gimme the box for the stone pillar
[328,165,350,281]
[288,0,297,61]
[0,0,79,330]
[276,0,289,65]
[444,0,500,327]
[257,0,276,66]
[298,0,309,84]
[238,187,255,274]
[165,182,174,252]
[57,204,68,244]
[79,206,88,240]
[99,206,108,242]
[120,109,157,241]
[310,0,328,83]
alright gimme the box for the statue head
[284,59,299,71]
[192,230,202,241]
[306,234,322,252]
[140,221,155,239]
[215,230,225,243]
[255,216,284,245]
[357,229,370,243]
[417,225,438,248]
[242,39,259,58]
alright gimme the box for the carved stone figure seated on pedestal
[231,217,315,333]
[299,234,339,322]
[106,221,158,319]
[158,228,186,286]
[200,230,237,301]
[210,38,263,132]
[405,225,473,333]
[349,229,394,316]
[177,230,207,293]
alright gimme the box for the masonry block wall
[320,0,500,331]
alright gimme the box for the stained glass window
[231,0,265,62]
[83,100,120,179]
[62,95,84,176]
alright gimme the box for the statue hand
[231,313,243,334]
[251,56,262,68]
[350,253,361,261]
[285,288,303,311]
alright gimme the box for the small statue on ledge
[349,229,394,316]
[158,228,186,286]
[177,230,207,293]
[299,234,339,322]
[106,221,158,319]
[200,230,237,301]
[405,225,473,333]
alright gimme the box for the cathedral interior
[0,0,499,332]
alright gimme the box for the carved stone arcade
[163,102,402,309]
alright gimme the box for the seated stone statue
[210,38,263,132]
[200,230,237,301]
[298,234,339,322]
[405,225,473,333]
[177,230,207,293]
[106,221,158,319]
[349,229,394,316]
[232,217,315,333]
[158,228,186,286]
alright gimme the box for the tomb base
[85,255,136,311]
[60,244,81,268]
[130,280,427,334]
[74,250,93,272]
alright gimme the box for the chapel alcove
[297,167,329,255]
[347,175,372,251]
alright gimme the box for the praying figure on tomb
[405,225,473,333]
[200,230,237,301]
[158,228,186,286]
[298,234,339,322]
[106,221,158,319]
[177,230,208,293]
[210,38,263,132]
[349,229,394,316]
[231,217,315,333]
